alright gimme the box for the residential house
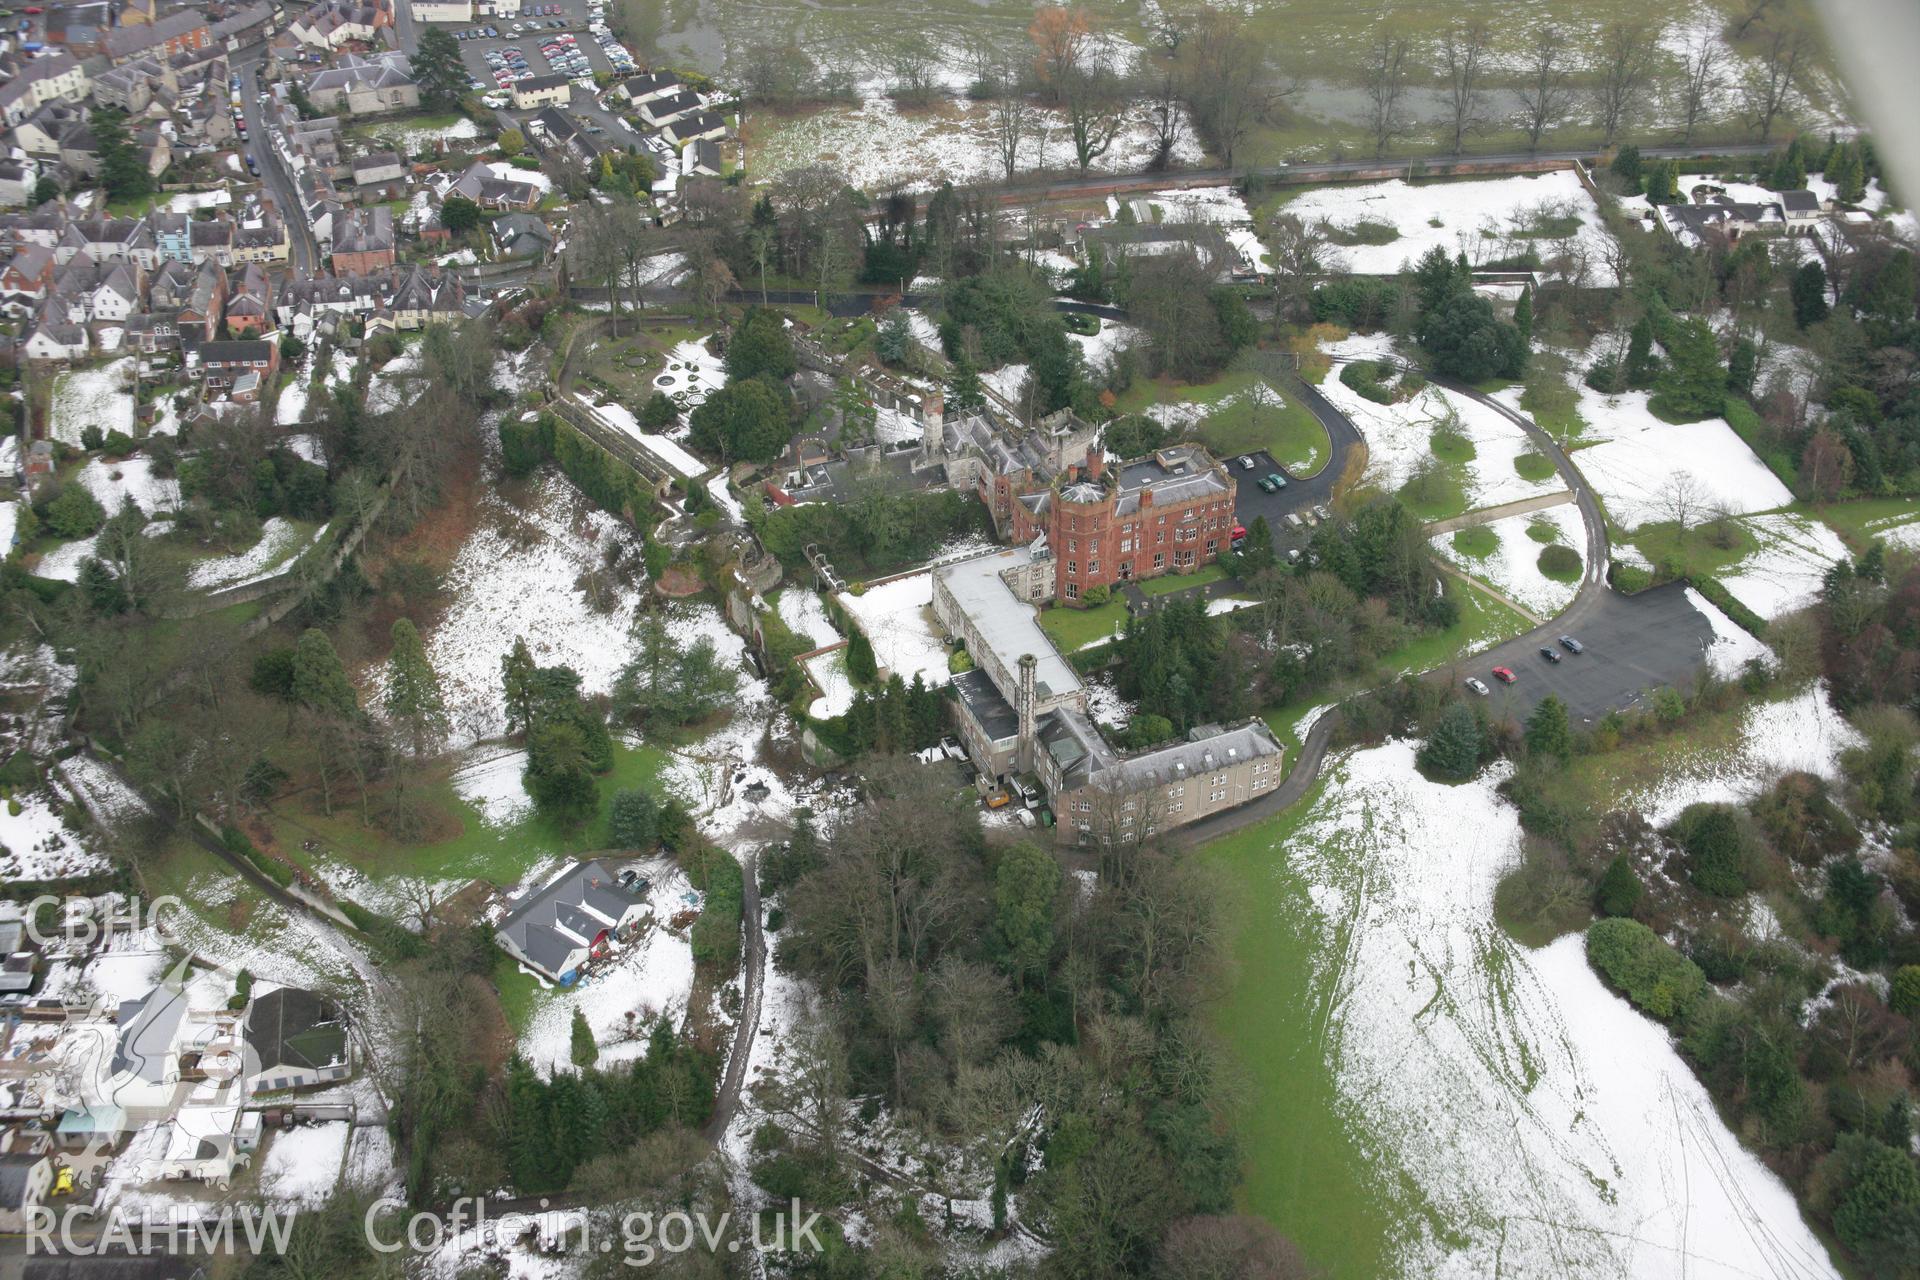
[190,219,236,268]
[232,213,289,265]
[637,89,699,128]
[0,157,34,209]
[1779,188,1824,234]
[91,61,158,115]
[196,337,279,394]
[44,2,113,57]
[0,203,67,250]
[303,51,418,116]
[494,859,649,984]
[0,1152,53,1234]
[446,159,540,211]
[681,139,721,179]
[14,103,92,175]
[663,110,726,148]
[148,210,193,264]
[350,150,405,187]
[0,52,92,127]
[290,0,395,51]
[529,106,595,163]
[211,3,276,50]
[102,11,213,65]
[122,310,180,355]
[491,211,550,259]
[329,204,393,273]
[374,264,464,329]
[0,243,55,315]
[21,297,89,360]
[51,252,143,325]
[509,74,570,111]
[56,217,155,268]
[120,0,160,27]
[224,263,273,334]
[615,71,682,107]
[243,987,351,1092]
[170,259,228,343]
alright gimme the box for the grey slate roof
[497,859,644,976]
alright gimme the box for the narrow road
[234,57,320,274]
[1425,490,1576,536]
[703,851,763,1146]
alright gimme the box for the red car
[1491,667,1516,684]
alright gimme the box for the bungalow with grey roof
[495,859,648,984]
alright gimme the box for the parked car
[1266,472,1287,489]
[1491,666,1516,684]
[1239,455,1256,470]
[1283,512,1304,530]
[1285,547,1302,564]
[1538,646,1561,663]
[1312,504,1332,522]
[1465,677,1490,696]
[1256,476,1275,493]
[1558,635,1584,654]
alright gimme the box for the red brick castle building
[1009,445,1238,604]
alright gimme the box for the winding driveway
[1172,361,1722,847]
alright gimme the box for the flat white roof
[935,547,1081,701]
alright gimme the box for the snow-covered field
[0,783,110,883]
[76,455,180,517]
[1315,370,1560,511]
[48,359,136,446]
[1067,317,1142,375]
[518,860,697,1077]
[1569,410,1793,531]
[835,574,950,689]
[1430,503,1583,617]
[366,347,422,414]
[1265,739,1842,1279]
[649,336,726,420]
[1714,512,1849,621]
[1113,184,1273,272]
[1281,171,1622,285]
[748,94,1202,193]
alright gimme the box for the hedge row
[1690,574,1768,639]
[684,843,744,969]
[1339,360,1396,405]
[1586,918,1709,1022]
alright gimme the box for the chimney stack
[1084,444,1103,482]
[1016,652,1038,774]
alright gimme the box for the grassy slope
[1038,600,1127,651]
[264,739,673,887]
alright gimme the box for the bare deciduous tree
[1145,71,1184,170]
[1591,20,1664,146]
[986,52,1035,181]
[1675,33,1723,145]
[1658,470,1709,537]
[1515,25,1575,152]
[1438,19,1491,155]
[1360,32,1412,159]
[1741,19,1811,140]
[1058,48,1128,173]
[888,35,941,106]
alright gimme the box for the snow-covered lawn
[836,574,950,689]
[1568,412,1793,531]
[1715,512,1849,621]
[648,336,726,419]
[1430,504,1584,617]
[0,784,109,883]
[1281,171,1623,284]
[74,455,180,517]
[258,1122,349,1207]
[48,359,136,446]
[1263,738,1842,1279]
[1315,372,1559,511]
[518,862,697,1077]
[749,95,1202,193]
[397,469,648,746]
[1113,185,1273,272]
[982,363,1029,405]
[366,347,422,414]
[1067,317,1142,375]
[774,587,840,650]
[360,115,482,152]
[186,518,325,590]
[803,648,853,719]
[581,397,705,480]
